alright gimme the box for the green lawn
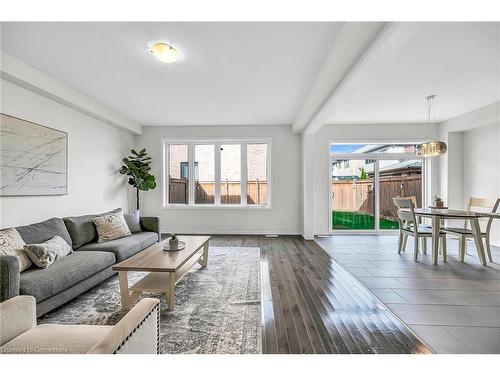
[332,211,399,230]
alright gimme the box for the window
[220,144,241,204]
[195,145,214,204]
[330,142,425,233]
[247,144,268,205]
[168,144,189,204]
[164,139,271,208]
[330,143,418,154]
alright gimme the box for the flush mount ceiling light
[149,42,178,63]
[416,94,447,158]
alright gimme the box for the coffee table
[113,235,210,311]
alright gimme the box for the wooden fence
[332,175,422,220]
[169,178,267,205]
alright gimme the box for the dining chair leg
[431,217,440,265]
[441,236,447,262]
[397,231,403,254]
[459,236,466,262]
[471,218,487,266]
[485,235,493,262]
[414,235,419,261]
[421,237,427,254]
[402,235,408,252]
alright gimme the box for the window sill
[162,204,272,210]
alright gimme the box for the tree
[359,166,368,180]
[119,149,156,210]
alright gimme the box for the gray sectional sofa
[0,210,160,317]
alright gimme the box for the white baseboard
[161,228,300,236]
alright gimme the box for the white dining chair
[442,198,500,262]
[393,197,447,261]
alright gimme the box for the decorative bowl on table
[163,240,186,252]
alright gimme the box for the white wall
[312,123,436,235]
[463,123,500,245]
[0,79,134,227]
[135,125,302,235]
[438,102,500,246]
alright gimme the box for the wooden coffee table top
[113,235,210,272]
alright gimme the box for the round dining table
[411,208,490,266]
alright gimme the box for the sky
[329,144,365,153]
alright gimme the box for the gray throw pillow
[123,210,141,233]
[63,208,121,248]
[24,235,73,269]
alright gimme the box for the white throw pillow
[92,211,132,243]
[0,227,32,272]
[24,235,73,269]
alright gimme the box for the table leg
[118,271,132,310]
[167,273,176,311]
[471,218,487,266]
[201,241,209,268]
[432,216,440,265]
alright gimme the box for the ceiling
[0,22,342,126]
[326,22,500,124]
[1,22,499,128]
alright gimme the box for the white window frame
[328,142,429,234]
[162,138,272,209]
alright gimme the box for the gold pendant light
[416,95,447,157]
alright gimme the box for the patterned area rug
[39,246,261,354]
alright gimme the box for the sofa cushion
[77,232,157,262]
[20,251,115,303]
[16,218,72,249]
[63,208,120,249]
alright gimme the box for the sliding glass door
[331,159,376,230]
[330,144,424,233]
[378,159,422,230]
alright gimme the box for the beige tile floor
[315,234,500,354]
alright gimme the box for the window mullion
[266,140,271,207]
[215,143,221,205]
[241,143,247,206]
[164,143,169,206]
[374,159,380,232]
[188,143,195,205]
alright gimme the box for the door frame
[328,151,427,234]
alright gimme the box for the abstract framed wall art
[1,114,68,196]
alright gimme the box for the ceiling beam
[292,22,386,134]
[1,52,142,135]
[306,23,425,134]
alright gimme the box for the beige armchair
[0,296,159,354]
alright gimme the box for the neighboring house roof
[352,144,384,153]
[369,159,422,177]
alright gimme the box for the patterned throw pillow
[0,227,32,272]
[92,211,132,243]
[24,235,73,269]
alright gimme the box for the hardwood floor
[209,235,431,354]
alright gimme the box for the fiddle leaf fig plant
[120,148,156,210]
